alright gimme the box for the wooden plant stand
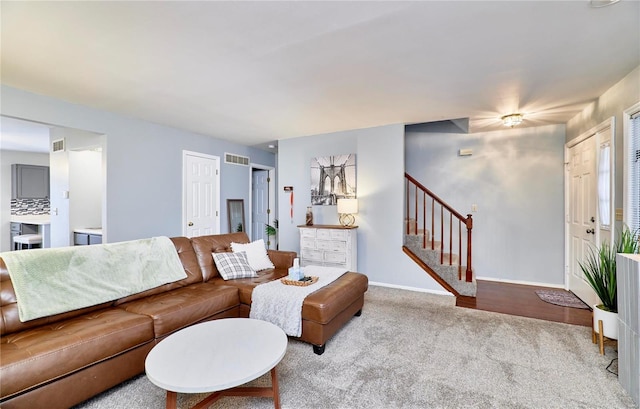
[591,316,617,355]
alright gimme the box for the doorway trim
[249,163,275,241]
[182,150,220,237]
[564,117,615,292]
[623,101,640,230]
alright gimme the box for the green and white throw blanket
[1,236,187,322]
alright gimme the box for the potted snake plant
[580,226,639,340]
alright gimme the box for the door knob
[586,228,595,234]
[188,222,194,226]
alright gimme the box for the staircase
[403,173,477,298]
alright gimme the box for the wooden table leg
[271,366,281,409]
[166,391,178,409]
[164,366,281,409]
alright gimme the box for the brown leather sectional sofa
[0,232,368,409]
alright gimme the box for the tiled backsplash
[11,198,50,215]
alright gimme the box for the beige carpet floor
[74,285,634,409]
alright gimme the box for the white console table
[617,253,640,407]
[298,225,357,271]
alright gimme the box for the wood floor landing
[456,280,592,327]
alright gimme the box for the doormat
[535,290,590,309]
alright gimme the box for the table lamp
[337,198,358,227]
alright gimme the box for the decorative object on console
[337,198,358,227]
[212,251,257,280]
[310,154,356,205]
[231,239,274,271]
[305,206,314,225]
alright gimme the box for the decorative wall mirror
[227,199,245,233]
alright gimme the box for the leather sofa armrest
[267,250,297,269]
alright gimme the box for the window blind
[630,112,640,234]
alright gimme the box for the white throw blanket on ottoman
[250,265,347,337]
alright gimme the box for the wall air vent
[224,153,250,166]
[52,139,65,152]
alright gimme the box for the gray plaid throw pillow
[212,251,258,280]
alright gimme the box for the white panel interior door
[183,152,219,237]
[568,135,599,306]
[251,169,269,243]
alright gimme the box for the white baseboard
[368,281,454,297]
[475,276,565,289]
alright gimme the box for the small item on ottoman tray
[288,257,303,280]
[281,276,318,286]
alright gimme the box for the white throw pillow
[231,239,275,271]
[212,251,257,280]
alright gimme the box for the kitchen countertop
[74,228,103,235]
[10,215,51,225]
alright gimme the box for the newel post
[465,214,473,282]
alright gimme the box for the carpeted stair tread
[404,234,476,297]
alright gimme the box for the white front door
[252,169,270,243]
[183,151,220,237]
[567,135,599,306]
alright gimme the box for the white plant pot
[593,305,618,340]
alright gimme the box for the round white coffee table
[145,318,287,409]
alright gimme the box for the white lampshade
[337,198,358,214]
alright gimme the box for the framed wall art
[310,154,356,205]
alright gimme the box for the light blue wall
[1,85,275,242]
[567,65,640,232]
[406,124,566,285]
[278,124,445,292]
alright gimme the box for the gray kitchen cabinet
[74,232,102,246]
[11,164,50,199]
[74,233,89,245]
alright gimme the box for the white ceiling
[1,1,639,150]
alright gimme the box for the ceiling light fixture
[501,113,523,128]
